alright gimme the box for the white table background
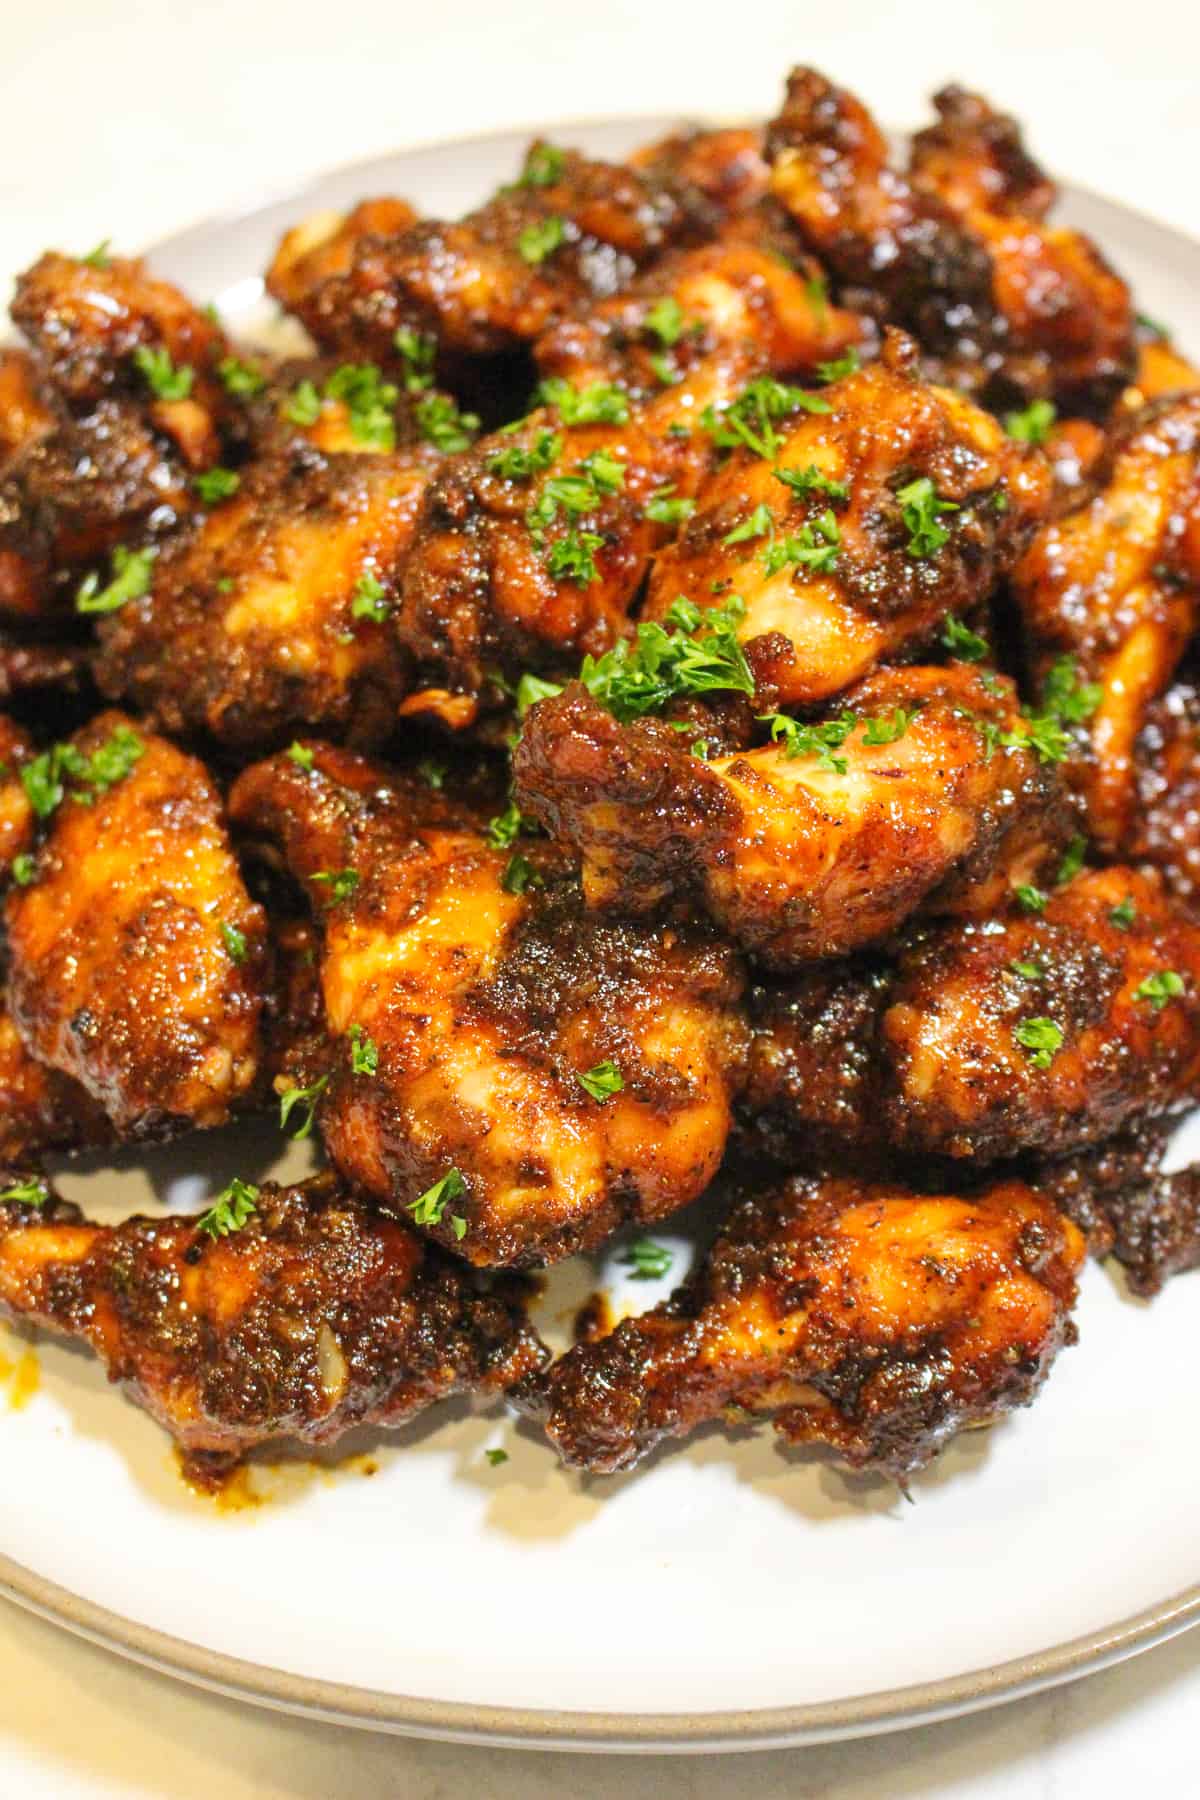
[3,0,1199,1792]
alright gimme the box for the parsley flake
[644,487,695,527]
[501,851,540,894]
[82,239,112,269]
[514,143,565,190]
[1134,970,1186,1011]
[1013,1016,1064,1069]
[702,376,830,460]
[1110,898,1137,930]
[217,355,266,398]
[723,504,774,547]
[817,347,860,382]
[195,1178,259,1239]
[941,615,989,662]
[484,1447,509,1467]
[1041,657,1102,725]
[409,1168,467,1228]
[1010,958,1046,981]
[75,544,157,615]
[325,363,398,449]
[577,1060,624,1102]
[578,596,753,722]
[547,528,604,586]
[134,345,193,401]
[1056,834,1087,886]
[486,800,525,849]
[644,296,687,346]
[279,1073,330,1139]
[311,868,360,906]
[0,1177,48,1206]
[774,463,849,504]
[393,327,437,392]
[897,477,958,558]
[285,379,322,426]
[415,391,480,453]
[518,215,566,264]
[349,1024,379,1076]
[193,467,240,505]
[287,742,315,771]
[516,672,564,717]
[762,509,841,577]
[764,709,858,775]
[861,706,917,746]
[536,378,629,425]
[1005,399,1057,445]
[351,571,389,622]
[11,853,36,887]
[1016,884,1048,914]
[221,922,248,964]
[620,1237,673,1280]
[488,430,561,482]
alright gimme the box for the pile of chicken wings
[2,67,1199,1491]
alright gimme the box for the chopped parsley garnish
[409,1169,467,1230]
[285,379,322,426]
[221,922,248,964]
[217,355,266,398]
[193,466,240,504]
[1056,834,1087,886]
[514,143,565,189]
[1040,657,1102,725]
[516,672,563,717]
[577,449,626,494]
[0,1177,47,1206]
[536,378,629,425]
[311,868,360,906]
[762,509,841,577]
[702,376,830,461]
[764,709,859,774]
[484,1447,509,1467]
[416,757,446,789]
[351,571,389,622]
[644,487,695,526]
[487,430,561,481]
[1010,958,1046,982]
[75,544,157,615]
[897,477,958,558]
[501,851,540,894]
[804,273,829,327]
[578,596,753,722]
[861,706,917,746]
[817,347,860,382]
[21,726,145,819]
[1013,1017,1064,1069]
[1016,884,1048,914]
[620,1237,673,1280]
[577,1060,624,1102]
[723,504,774,547]
[348,1023,379,1076]
[1005,399,1057,445]
[485,800,525,849]
[279,1073,330,1140]
[393,327,437,392]
[414,391,480,453]
[325,363,398,449]
[133,345,193,401]
[546,528,604,586]
[1110,898,1137,930]
[286,741,315,771]
[1136,311,1169,339]
[644,296,687,346]
[518,215,566,264]
[941,615,989,662]
[195,1178,259,1239]
[774,463,850,504]
[11,853,35,887]
[980,712,1072,768]
[648,349,677,387]
[82,238,112,268]
[1134,970,1186,1011]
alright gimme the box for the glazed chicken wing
[6,713,268,1136]
[1013,393,1200,850]
[0,1172,546,1484]
[515,663,1064,968]
[642,335,1050,708]
[525,1173,1084,1478]
[229,743,747,1267]
[1128,667,1200,907]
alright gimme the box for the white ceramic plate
[3,119,1200,1755]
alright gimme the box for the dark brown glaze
[6,714,269,1137]
[766,70,1134,414]
[0,1001,112,1161]
[265,197,421,316]
[0,1171,547,1482]
[1129,670,1200,908]
[0,715,35,879]
[514,664,1063,969]
[627,126,772,232]
[533,238,867,398]
[881,866,1200,1161]
[92,441,435,751]
[1013,393,1200,852]
[642,334,1051,708]
[229,744,748,1268]
[0,348,55,463]
[523,1174,1084,1478]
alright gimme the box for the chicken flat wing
[525,1173,1083,1478]
[92,441,436,750]
[514,663,1063,967]
[1013,393,1200,850]
[0,1171,546,1484]
[641,335,1050,708]
[229,743,748,1266]
[6,713,268,1136]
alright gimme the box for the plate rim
[5,113,1200,1754]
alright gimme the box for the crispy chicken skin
[0,348,55,463]
[6,713,268,1137]
[881,867,1200,1160]
[0,1172,546,1482]
[627,127,771,227]
[766,70,1134,412]
[265,198,421,316]
[643,336,1051,708]
[1013,394,1200,851]
[525,1174,1084,1478]
[533,239,866,396]
[0,1003,111,1161]
[515,664,1062,968]
[229,743,747,1267]
[1129,670,1200,906]
[93,442,435,750]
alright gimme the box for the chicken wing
[642,334,1050,708]
[1128,667,1200,907]
[0,1171,546,1484]
[229,742,748,1266]
[514,662,1064,967]
[6,713,268,1136]
[525,1173,1084,1478]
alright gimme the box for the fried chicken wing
[229,743,747,1266]
[92,441,436,750]
[265,198,421,316]
[642,335,1050,708]
[0,348,55,463]
[0,1171,546,1483]
[515,663,1062,967]
[1128,668,1200,907]
[627,127,771,231]
[1012,393,1200,849]
[525,1173,1083,1478]
[6,713,268,1136]
[881,866,1200,1160]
